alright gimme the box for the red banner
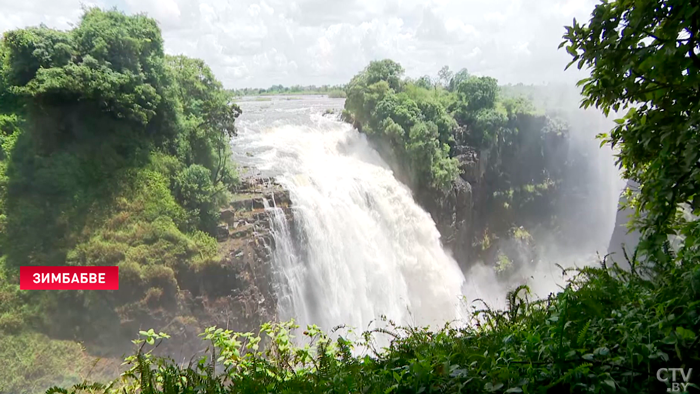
[20,266,119,290]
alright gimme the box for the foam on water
[238,109,467,332]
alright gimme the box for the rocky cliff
[415,114,569,272]
[81,177,293,358]
[209,176,292,331]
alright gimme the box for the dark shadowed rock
[416,176,474,269]
[607,180,641,262]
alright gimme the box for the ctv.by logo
[657,368,693,393]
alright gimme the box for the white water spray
[240,111,466,332]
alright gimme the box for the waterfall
[237,107,466,333]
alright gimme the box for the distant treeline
[230,84,347,98]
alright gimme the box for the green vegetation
[50,0,693,392]
[342,60,459,189]
[3,0,700,392]
[0,8,242,392]
[231,84,346,98]
[342,60,570,266]
[562,0,700,264]
[342,58,565,192]
[53,259,700,394]
[0,331,116,393]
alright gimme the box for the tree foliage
[342,60,575,274]
[562,0,700,261]
[437,65,453,88]
[343,60,566,226]
[0,8,241,348]
[343,60,458,189]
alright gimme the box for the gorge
[0,9,661,393]
[227,89,625,335]
[2,0,698,391]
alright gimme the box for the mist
[460,83,628,310]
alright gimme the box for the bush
[173,164,219,232]
[55,255,700,394]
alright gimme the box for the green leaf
[675,327,696,340]
[661,335,677,345]
[485,382,504,392]
[505,388,523,393]
[603,379,616,390]
[596,347,610,356]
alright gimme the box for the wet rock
[124,176,295,359]
[455,147,481,185]
[209,176,294,332]
[417,176,474,269]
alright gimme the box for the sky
[0,0,598,89]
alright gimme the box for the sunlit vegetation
[341,60,563,192]
[342,60,459,189]
[2,0,700,392]
[0,8,242,392]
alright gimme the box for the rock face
[209,176,292,331]
[113,177,293,358]
[607,180,641,261]
[416,176,474,268]
[415,115,569,271]
[413,140,489,269]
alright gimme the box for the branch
[642,30,664,43]
[687,23,700,70]
[630,69,672,88]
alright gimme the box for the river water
[232,95,467,333]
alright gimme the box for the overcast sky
[0,0,598,89]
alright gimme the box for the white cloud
[0,0,598,88]
[125,0,180,27]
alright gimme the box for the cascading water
[233,96,467,333]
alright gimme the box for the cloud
[0,0,597,88]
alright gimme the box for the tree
[343,60,458,189]
[416,75,433,89]
[562,0,700,261]
[438,65,453,88]
[449,68,469,91]
[348,59,404,92]
[167,55,241,188]
[0,8,240,269]
[456,76,498,111]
